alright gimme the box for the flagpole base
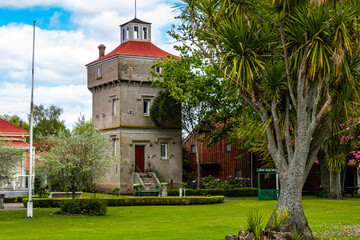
[27,202,33,218]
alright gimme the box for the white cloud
[0,82,91,129]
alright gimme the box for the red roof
[4,140,30,148]
[86,41,180,66]
[0,118,29,134]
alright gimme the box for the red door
[135,145,145,173]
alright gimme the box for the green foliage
[201,175,251,189]
[4,197,16,203]
[269,208,289,231]
[39,118,115,199]
[22,196,225,208]
[245,209,267,240]
[59,200,81,214]
[112,187,120,197]
[32,104,69,139]
[150,90,181,128]
[79,198,107,216]
[291,226,303,240]
[0,139,24,185]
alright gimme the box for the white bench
[48,192,82,198]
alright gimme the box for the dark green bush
[59,201,81,214]
[80,199,107,216]
[4,197,16,203]
[23,196,224,208]
[16,196,25,203]
[167,188,258,197]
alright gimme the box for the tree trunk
[266,177,315,240]
[194,137,201,190]
[340,165,347,194]
[72,189,76,203]
[318,150,330,188]
[329,171,342,199]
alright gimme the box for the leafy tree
[150,90,181,129]
[171,0,360,238]
[31,104,69,139]
[152,46,223,189]
[39,120,115,202]
[0,139,24,185]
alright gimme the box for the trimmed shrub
[59,201,81,214]
[80,199,107,216]
[4,197,16,203]
[16,196,26,203]
[22,196,224,208]
[167,188,258,197]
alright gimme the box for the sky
[0,0,182,129]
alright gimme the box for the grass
[1,196,360,239]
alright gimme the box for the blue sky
[0,0,181,129]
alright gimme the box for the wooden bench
[48,192,82,198]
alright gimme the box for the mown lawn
[1,196,359,240]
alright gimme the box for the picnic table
[346,187,359,197]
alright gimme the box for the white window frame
[134,25,139,39]
[161,143,168,159]
[155,66,162,74]
[142,26,148,40]
[143,99,150,115]
[226,143,231,152]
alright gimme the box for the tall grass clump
[245,209,267,240]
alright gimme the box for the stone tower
[86,18,182,194]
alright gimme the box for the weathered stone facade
[86,18,182,194]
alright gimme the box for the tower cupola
[120,18,151,44]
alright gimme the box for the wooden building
[183,134,262,187]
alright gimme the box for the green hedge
[4,197,16,203]
[167,188,258,197]
[22,196,224,208]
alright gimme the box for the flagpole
[27,21,36,218]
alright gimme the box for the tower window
[134,26,139,39]
[126,26,129,39]
[113,139,117,156]
[161,143,168,159]
[143,99,150,115]
[97,66,102,78]
[122,28,125,41]
[143,26,148,40]
[112,99,117,116]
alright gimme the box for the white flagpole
[27,21,36,218]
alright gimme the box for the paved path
[0,203,25,211]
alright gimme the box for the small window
[97,66,102,78]
[143,26,148,40]
[226,143,231,152]
[134,26,139,39]
[190,145,195,153]
[126,26,129,39]
[122,28,125,41]
[155,66,162,74]
[143,99,150,115]
[112,99,117,116]
[113,139,117,156]
[161,143,168,159]
[235,168,242,178]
